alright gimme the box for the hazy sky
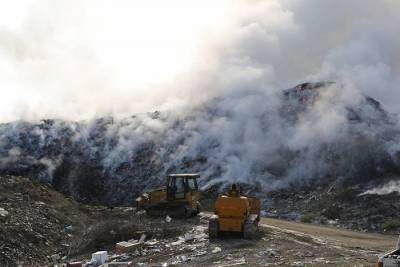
[0,0,399,122]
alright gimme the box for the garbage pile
[1,82,399,209]
[0,175,77,267]
[57,218,216,267]
[0,175,148,267]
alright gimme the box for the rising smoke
[0,1,400,203]
[1,0,400,119]
[360,180,400,196]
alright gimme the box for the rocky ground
[1,175,398,267]
[0,175,155,266]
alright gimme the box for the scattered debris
[184,233,194,241]
[135,210,146,216]
[216,257,246,267]
[176,255,190,263]
[108,261,133,267]
[139,234,146,243]
[291,261,305,267]
[262,248,281,258]
[64,224,73,232]
[51,253,60,264]
[116,241,142,254]
[91,251,108,266]
[377,235,400,266]
[170,239,185,246]
[67,261,83,267]
[192,250,207,257]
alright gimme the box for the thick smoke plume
[360,180,400,196]
[1,82,399,204]
[1,0,400,119]
[0,1,400,204]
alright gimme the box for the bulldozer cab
[167,173,199,201]
[136,173,202,217]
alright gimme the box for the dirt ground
[115,214,396,267]
[262,217,397,251]
[1,175,398,267]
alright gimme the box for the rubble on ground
[0,175,184,266]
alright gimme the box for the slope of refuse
[0,82,399,207]
[0,175,194,266]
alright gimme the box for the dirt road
[261,217,397,251]
[169,213,399,266]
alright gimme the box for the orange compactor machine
[208,184,261,239]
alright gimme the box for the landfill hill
[0,82,398,206]
[1,82,400,235]
[0,175,398,267]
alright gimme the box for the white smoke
[0,0,400,197]
[0,0,400,121]
[360,180,400,196]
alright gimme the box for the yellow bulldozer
[208,184,261,239]
[135,173,202,217]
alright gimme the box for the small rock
[261,248,280,258]
[135,210,146,216]
[177,255,189,263]
[51,254,60,264]
[0,207,9,217]
[144,239,158,246]
[304,251,314,257]
[192,250,207,257]
[64,224,73,232]
[35,201,46,206]
[184,233,194,241]
[171,239,185,246]
[212,247,222,253]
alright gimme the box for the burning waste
[0,82,399,206]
